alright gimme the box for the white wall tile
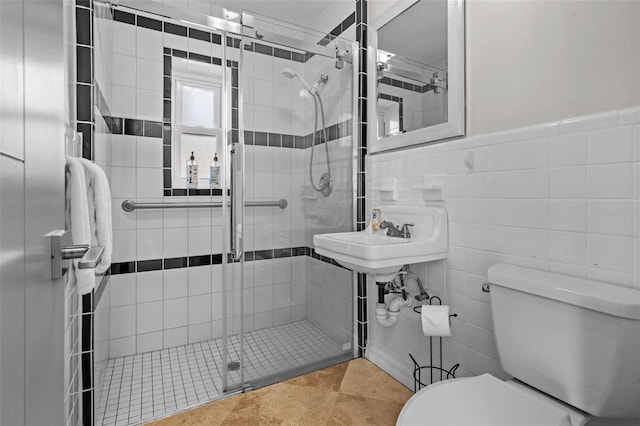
[516,200,549,229]
[110,305,136,339]
[549,200,586,232]
[136,167,163,198]
[587,126,633,164]
[588,235,634,273]
[211,292,223,321]
[273,258,292,284]
[136,137,163,168]
[188,295,211,324]
[163,327,188,348]
[274,282,292,309]
[136,58,163,91]
[516,169,548,198]
[136,27,163,61]
[515,229,549,260]
[188,265,211,295]
[136,89,163,121]
[549,232,587,265]
[109,336,136,358]
[113,21,136,56]
[136,207,163,229]
[163,227,188,258]
[136,228,163,260]
[110,166,137,198]
[136,331,163,353]
[587,163,633,199]
[111,135,137,167]
[366,107,640,383]
[254,286,274,313]
[111,85,136,118]
[112,230,136,262]
[549,167,586,199]
[514,138,548,170]
[112,53,136,87]
[587,200,634,235]
[188,226,211,255]
[163,268,188,299]
[164,207,188,228]
[109,274,136,307]
[163,298,188,329]
[548,132,586,166]
[136,270,163,303]
[188,322,211,343]
[137,301,163,334]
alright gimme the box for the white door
[0,0,68,425]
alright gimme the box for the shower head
[282,67,314,94]
[282,68,296,79]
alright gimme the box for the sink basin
[314,206,448,282]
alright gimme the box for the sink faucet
[380,221,414,238]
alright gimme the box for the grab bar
[121,198,288,212]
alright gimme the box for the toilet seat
[397,374,584,426]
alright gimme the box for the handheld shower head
[281,68,296,79]
[281,67,314,94]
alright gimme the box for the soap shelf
[371,178,398,201]
[410,295,460,392]
[413,174,445,201]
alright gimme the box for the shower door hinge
[335,43,352,69]
[430,71,448,93]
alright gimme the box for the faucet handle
[400,223,414,237]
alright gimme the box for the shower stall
[89,1,357,424]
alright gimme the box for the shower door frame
[232,12,361,391]
[116,0,361,395]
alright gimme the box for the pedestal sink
[313,206,448,282]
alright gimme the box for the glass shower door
[222,11,356,390]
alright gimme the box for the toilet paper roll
[421,305,451,336]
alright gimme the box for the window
[172,76,223,189]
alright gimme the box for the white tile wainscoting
[365,106,640,389]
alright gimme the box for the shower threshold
[96,320,351,426]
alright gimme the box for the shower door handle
[230,142,243,261]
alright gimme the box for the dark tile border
[379,76,435,94]
[355,0,368,357]
[109,246,349,275]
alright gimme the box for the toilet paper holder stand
[409,296,460,392]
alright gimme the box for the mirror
[369,0,464,153]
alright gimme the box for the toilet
[397,263,640,426]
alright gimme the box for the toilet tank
[487,264,640,419]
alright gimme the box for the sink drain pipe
[375,282,412,328]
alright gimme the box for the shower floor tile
[96,320,345,426]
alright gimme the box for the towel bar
[121,199,288,212]
[49,230,105,278]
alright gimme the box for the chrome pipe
[121,199,287,212]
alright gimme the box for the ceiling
[377,0,447,67]
[206,0,351,32]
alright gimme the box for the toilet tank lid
[487,264,640,320]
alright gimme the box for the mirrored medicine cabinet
[368,0,465,153]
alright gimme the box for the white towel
[78,158,112,275]
[65,157,95,295]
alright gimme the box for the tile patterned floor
[97,320,344,426]
[147,358,414,426]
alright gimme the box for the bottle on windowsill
[187,151,198,188]
[209,152,221,190]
